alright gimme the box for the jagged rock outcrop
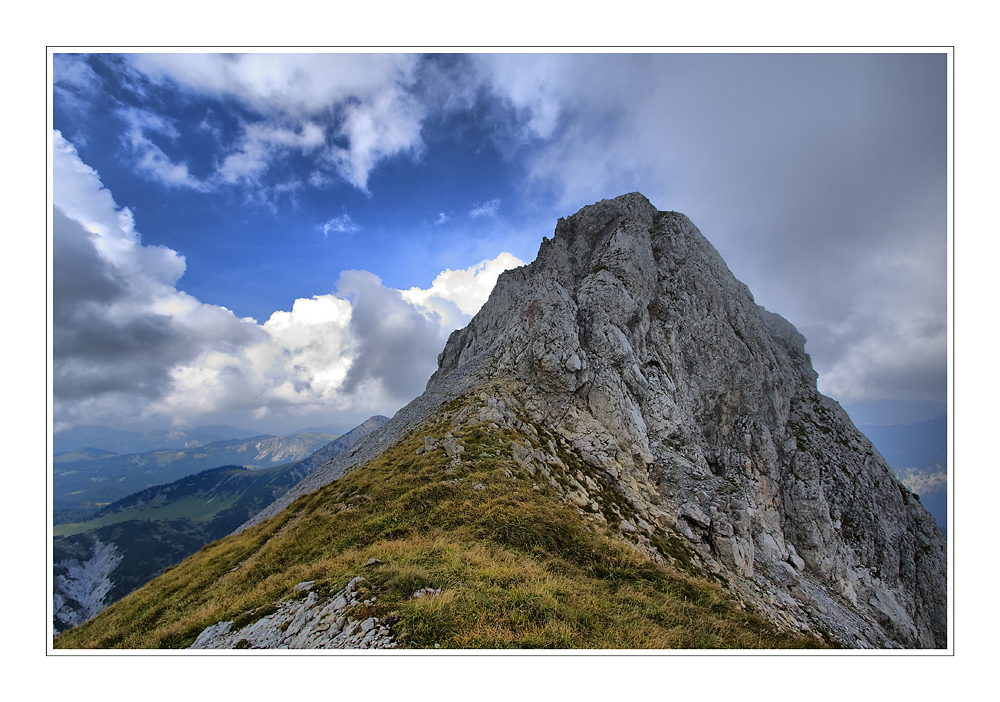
[190,576,399,650]
[243,193,946,648]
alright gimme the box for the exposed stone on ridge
[190,576,398,650]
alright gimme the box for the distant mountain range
[858,415,947,468]
[53,447,120,464]
[53,424,261,456]
[843,400,947,427]
[53,432,345,511]
[53,415,389,633]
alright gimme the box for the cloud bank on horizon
[51,52,948,433]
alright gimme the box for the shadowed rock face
[429,192,946,648]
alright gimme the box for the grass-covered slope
[54,393,826,650]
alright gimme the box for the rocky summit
[56,193,946,650]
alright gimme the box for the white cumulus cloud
[218,120,326,186]
[474,53,569,141]
[895,467,947,497]
[53,130,518,432]
[402,252,524,326]
[53,131,263,430]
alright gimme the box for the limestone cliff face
[428,193,946,648]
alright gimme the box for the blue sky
[51,51,948,435]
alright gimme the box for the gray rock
[441,438,464,458]
[190,620,232,649]
[187,576,398,650]
[680,503,711,528]
[788,552,806,572]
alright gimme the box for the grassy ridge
[55,400,825,650]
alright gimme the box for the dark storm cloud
[679,54,946,276]
[336,270,448,402]
[53,127,510,432]
[52,198,265,429]
[53,207,123,306]
[663,56,947,399]
[53,207,187,401]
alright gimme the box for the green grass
[54,388,826,650]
